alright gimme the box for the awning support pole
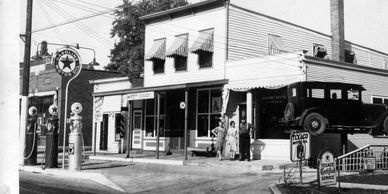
[184,90,188,160]
[156,93,160,159]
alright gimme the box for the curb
[89,155,184,166]
[268,184,281,194]
[20,165,125,192]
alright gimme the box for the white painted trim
[28,90,55,97]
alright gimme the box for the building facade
[92,0,388,160]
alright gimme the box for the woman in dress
[226,121,238,160]
[211,120,226,161]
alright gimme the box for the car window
[311,88,324,99]
[330,89,342,100]
[347,90,360,100]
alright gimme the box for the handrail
[337,144,388,159]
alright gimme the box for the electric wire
[43,0,113,48]
[50,0,115,20]
[38,0,68,44]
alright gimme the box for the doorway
[100,114,108,150]
[132,110,143,149]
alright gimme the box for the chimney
[330,0,345,62]
[40,41,48,56]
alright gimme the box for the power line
[38,0,68,44]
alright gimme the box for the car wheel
[384,116,388,135]
[303,113,326,136]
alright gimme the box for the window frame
[144,93,166,139]
[198,51,213,68]
[371,96,388,106]
[152,58,165,74]
[196,87,222,139]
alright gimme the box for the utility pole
[20,0,33,165]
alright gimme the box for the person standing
[226,121,238,160]
[239,121,252,161]
[211,120,226,161]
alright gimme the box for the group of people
[211,120,252,161]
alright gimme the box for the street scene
[1,0,388,193]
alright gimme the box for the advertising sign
[51,47,82,77]
[318,149,337,186]
[364,157,376,170]
[127,91,155,101]
[290,131,311,162]
[94,97,104,122]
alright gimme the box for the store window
[197,89,222,138]
[145,94,166,138]
[372,96,388,106]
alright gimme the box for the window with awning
[145,38,166,74]
[166,34,188,71]
[190,28,214,68]
[268,34,286,55]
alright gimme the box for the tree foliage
[106,0,189,79]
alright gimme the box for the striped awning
[166,34,188,57]
[189,29,214,53]
[145,38,166,61]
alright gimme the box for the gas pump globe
[68,102,83,170]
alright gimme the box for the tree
[106,0,189,79]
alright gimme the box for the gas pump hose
[24,123,37,160]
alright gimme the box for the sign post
[290,131,311,184]
[51,47,82,169]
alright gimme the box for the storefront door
[132,110,143,149]
[100,114,108,150]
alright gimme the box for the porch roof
[92,79,228,97]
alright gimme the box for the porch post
[126,101,132,158]
[156,93,160,159]
[247,90,253,125]
[184,90,188,160]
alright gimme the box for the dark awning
[145,38,166,60]
[189,29,214,53]
[166,34,188,57]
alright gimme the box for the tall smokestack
[330,0,345,62]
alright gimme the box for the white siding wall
[144,7,227,87]
[228,5,332,60]
[228,5,388,70]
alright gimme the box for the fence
[336,144,388,172]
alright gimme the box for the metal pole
[62,69,82,169]
[299,159,303,184]
[184,90,188,160]
[20,0,33,165]
[156,93,160,159]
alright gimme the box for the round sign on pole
[51,47,82,77]
[180,102,186,109]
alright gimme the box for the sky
[20,0,388,70]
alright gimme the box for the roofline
[92,79,228,97]
[89,76,129,84]
[139,0,227,23]
[303,55,388,77]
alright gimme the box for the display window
[144,94,166,138]
[196,88,222,138]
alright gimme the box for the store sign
[318,149,337,186]
[127,91,154,101]
[290,131,311,162]
[94,97,104,122]
[364,157,376,170]
[52,47,82,77]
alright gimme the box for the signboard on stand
[290,131,311,162]
[317,149,337,187]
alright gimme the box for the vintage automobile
[280,81,388,136]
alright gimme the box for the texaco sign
[52,47,82,77]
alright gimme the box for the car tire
[384,116,388,135]
[303,113,326,136]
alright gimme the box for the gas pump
[44,104,59,168]
[24,106,38,165]
[68,102,83,170]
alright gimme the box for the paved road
[20,171,120,194]
[87,162,284,193]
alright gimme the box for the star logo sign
[60,56,74,71]
[52,48,81,77]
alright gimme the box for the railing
[336,144,388,172]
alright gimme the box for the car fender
[298,108,329,126]
[375,111,388,127]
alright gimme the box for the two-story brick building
[91,0,388,160]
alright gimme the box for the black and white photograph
[1,0,388,193]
